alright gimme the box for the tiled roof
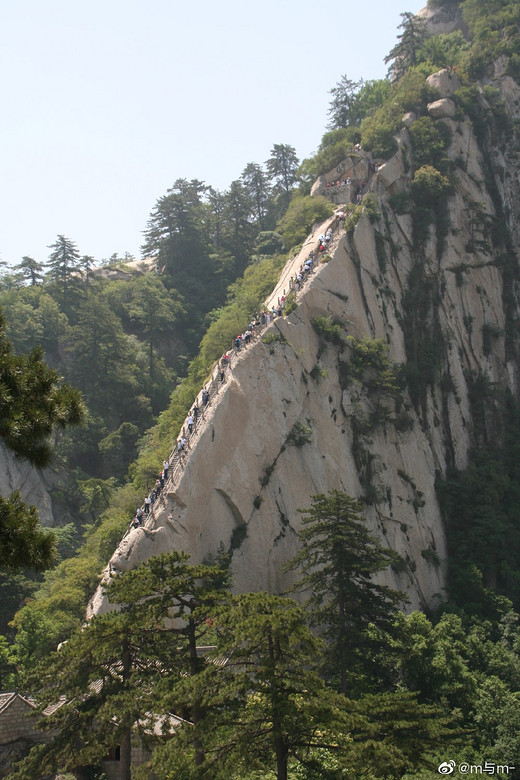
[0,692,37,714]
[0,693,16,713]
[0,691,65,717]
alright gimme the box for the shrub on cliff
[409,116,452,172]
[277,194,334,249]
[411,165,452,207]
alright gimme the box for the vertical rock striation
[92,65,520,617]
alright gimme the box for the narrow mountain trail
[87,208,348,616]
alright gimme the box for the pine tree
[266,144,299,197]
[148,592,357,780]
[0,492,56,571]
[124,275,184,379]
[69,296,136,418]
[385,12,430,81]
[241,162,271,229]
[327,76,363,130]
[0,313,84,466]
[11,552,226,779]
[0,309,84,570]
[141,178,208,258]
[206,187,227,251]
[221,179,258,272]
[46,234,81,310]
[79,254,95,292]
[286,490,405,695]
[13,256,44,286]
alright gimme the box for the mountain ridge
[90,56,520,616]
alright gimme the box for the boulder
[426,69,461,98]
[376,152,405,189]
[427,98,457,119]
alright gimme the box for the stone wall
[0,694,48,778]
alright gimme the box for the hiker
[187,414,194,434]
[163,459,169,479]
[144,495,151,514]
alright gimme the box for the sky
[1,0,423,266]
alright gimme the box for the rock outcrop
[91,66,520,617]
[417,2,468,38]
[0,442,61,528]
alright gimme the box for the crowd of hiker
[320,178,370,204]
[123,209,347,537]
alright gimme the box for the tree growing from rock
[385,12,430,81]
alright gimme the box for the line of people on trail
[234,321,258,351]
[289,248,317,292]
[126,216,343,535]
[320,178,369,203]
[131,459,170,529]
[326,178,352,189]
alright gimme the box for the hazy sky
[1,0,423,265]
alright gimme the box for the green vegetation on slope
[3,2,520,776]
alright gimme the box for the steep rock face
[91,67,520,616]
[0,443,59,527]
[417,2,467,37]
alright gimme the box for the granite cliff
[90,59,520,617]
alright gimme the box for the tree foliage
[46,234,81,310]
[461,0,520,77]
[277,194,334,248]
[385,12,430,81]
[266,143,299,195]
[327,77,391,131]
[0,308,84,571]
[437,395,520,615]
[409,116,452,171]
[241,162,271,229]
[327,76,364,130]
[0,311,83,466]
[13,256,44,286]
[0,493,57,572]
[12,552,226,780]
[287,491,405,695]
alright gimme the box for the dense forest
[2,0,520,776]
